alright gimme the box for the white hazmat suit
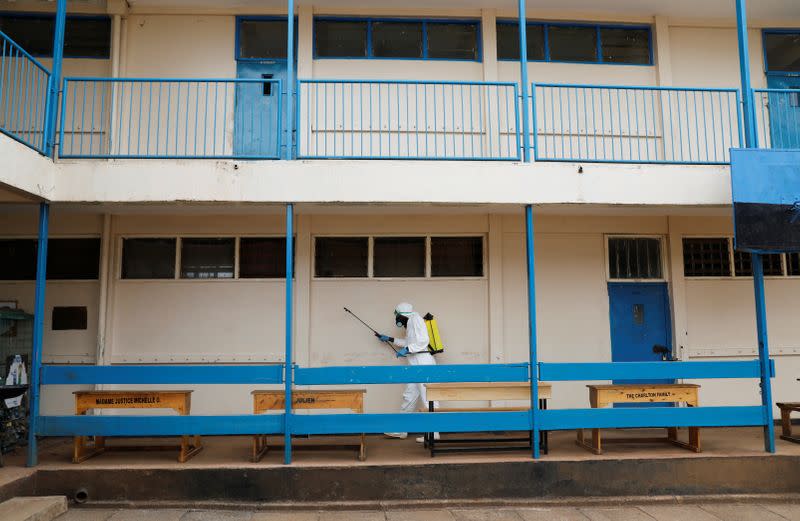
[385,303,438,440]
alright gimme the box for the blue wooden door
[766,74,800,149]
[608,282,672,389]
[234,61,285,157]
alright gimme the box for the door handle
[652,344,674,361]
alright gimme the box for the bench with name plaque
[72,390,202,463]
[576,383,701,455]
[251,389,367,462]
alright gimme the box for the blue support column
[525,205,539,458]
[735,0,759,149]
[284,204,294,464]
[517,0,531,162]
[285,0,295,160]
[735,0,774,453]
[27,203,49,467]
[44,0,67,157]
[752,254,775,452]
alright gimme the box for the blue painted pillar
[45,0,67,157]
[525,205,539,458]
[285,0,295,160]
[517,0,531,162]
[27,203,49,467]
[751,253,775,452]
[735,0,774,453]
[735,0,759,149]
[284,204,294,464]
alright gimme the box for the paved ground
[53,503,800,521]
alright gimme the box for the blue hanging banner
[730,148,800,253]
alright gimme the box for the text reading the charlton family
[624,392,674,400]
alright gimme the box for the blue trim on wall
[312,16,482,62]
[496,20,653,66]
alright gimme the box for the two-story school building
[0,0,799,431]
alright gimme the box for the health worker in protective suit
[376,302,439,442]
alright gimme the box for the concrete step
[0,496,68,521]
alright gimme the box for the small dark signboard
[730,149,800,253]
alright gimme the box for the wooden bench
[425,382,552,456]
[252,389,367,462]
[72,390,202,463]
[777,402,800,444]
[576,383,701,455]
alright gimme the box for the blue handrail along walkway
[532,83,743,164]
[59,77,283,159]
[0,30,50,155]
[297,79,521,160]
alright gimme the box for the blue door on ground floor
[608,282,672,391]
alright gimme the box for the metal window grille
[682,238,731,277]
[788,253,800,276]
[733,251,785,277]
[608,237,662,279]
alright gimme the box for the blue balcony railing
[754,88,800,150]
[532,84,743,165]
[0,30,50,154]
[58,77,283,159]
[297,79,521,160]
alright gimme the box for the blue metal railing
[38,364,286,437]
[35,359,775,456]
[58,77,283,159]
[754,88,800,150]
[297,79,521,160]
[537,360,773,432]
[532,83,743,165]
[0,30,50,154]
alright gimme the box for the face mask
[395,314,409,328]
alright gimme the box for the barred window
[608,237,662,279]
[682,238,731,277]
[788,253,800,276]
[733,251,785,277]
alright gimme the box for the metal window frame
[0,11,112,59]
[496,20,653,66]
[681,235,791,280]
[0,235,102,282]
[604,234,668,283]
[117,234,294,282]
[761,29,800,75]
[234,15,299,62]
[312,16,483,62]
[311,233,487,281]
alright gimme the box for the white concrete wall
[667,216,800,409]
[0,211,103,414]
[0,208,795,417]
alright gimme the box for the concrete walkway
[54,503,800,521]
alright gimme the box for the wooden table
[425,382,552,456]
[252,389,367,462]
[72,390,202,463]
[576,383,701,455]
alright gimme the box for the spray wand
[343,307,399,354]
